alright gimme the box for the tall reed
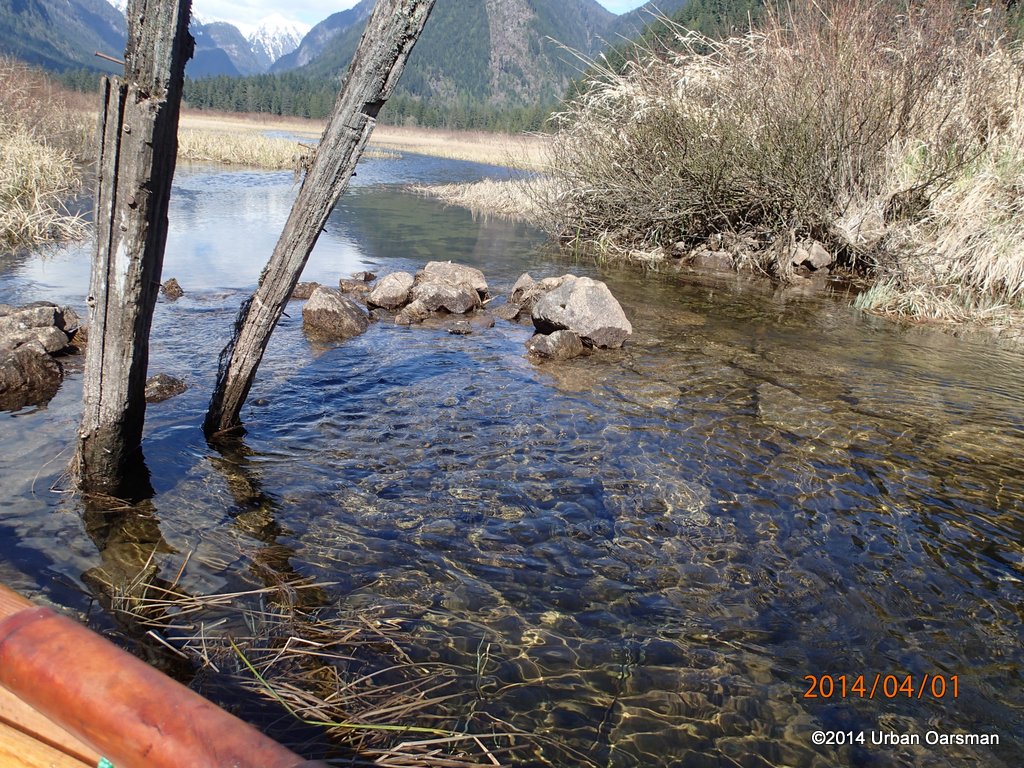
[0,57,90,250]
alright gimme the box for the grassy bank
[0,57,91,250]
[536,0,1024,324]
[179,109,546,170]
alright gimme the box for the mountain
[0,0,125,72]
[271,0,374,73]
[190,21,265,77]
[279,0,617,106]
[247,15,308,71]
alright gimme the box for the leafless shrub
[543,1,1024,319]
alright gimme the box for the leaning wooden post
[76,0,194,497]
[204,0,436,437]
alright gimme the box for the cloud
[599,0,649,12]
[191,0,650,35]
[192,0,360,31]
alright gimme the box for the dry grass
[412,177,554,222]
[179,110,547,170]
[177,110,532,170]
[108,578,532,767]
[177,129,316,170]
[369,125,547,170]
[542,1,1024,321]
[179,108,324,140]
[0,57,90,249]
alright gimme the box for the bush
[542,1,1024,320]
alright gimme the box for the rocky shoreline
[0,264,632,413]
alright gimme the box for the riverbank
[179,109,546,170]
[421,1,1024,330]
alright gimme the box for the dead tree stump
[76,0,194,497]
[203,0,436,437]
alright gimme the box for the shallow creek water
[1,155,1021,767]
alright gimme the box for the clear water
[1,155,1021,767]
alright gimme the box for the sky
[192,0,651,34]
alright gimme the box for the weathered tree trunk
[203,0,436,438]
[76,0,194,497]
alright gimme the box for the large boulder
[532,276,632,349]
[421,261,488,297]
[0,343,62,411]
[367,271,414,309]
[411,279,480,314]
[409,261,487,315]
[0,304,60,337]
[302,287,370,341]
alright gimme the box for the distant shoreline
[177,108,547,170]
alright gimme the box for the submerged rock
[532,276,632,349]
[492,302,523,322]
[368,271,415,309]
[302,287,370,341]
[352,271,377,282]
[691,250,734,272]
[162,278,184,300]
[145,373,187,403]
[526,330,586,361]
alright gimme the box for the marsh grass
[412,177,553,223]
[179,110,545,170]
[108,578,535,767]
[177,129,316,170]
[543,1,1024,321]
[0,57,90,249]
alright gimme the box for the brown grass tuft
[0,57,90,249]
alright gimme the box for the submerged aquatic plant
[106,577,549,767]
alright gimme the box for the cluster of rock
[0,302,82,411]
[0,301,191,411]
[675,232,847,285]
[296,261,632,362]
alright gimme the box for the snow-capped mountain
[247,14,310,70]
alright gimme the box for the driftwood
[204,0,437,437]
[76,0,194,497]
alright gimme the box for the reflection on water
[1,156,1022,767]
